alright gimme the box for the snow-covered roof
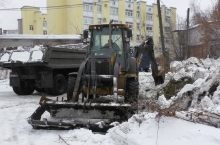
[0,34,81,40]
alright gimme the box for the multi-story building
[18,6,47,35]
[19,0,176,55]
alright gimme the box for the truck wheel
[21,81,35,95]
[50,74,67,96]
[126,79,139,103]
[67,75,76,101]
[12,87,25,95]
[24,87,35,95]
[12,81,34,95]
[44,88,53,95]
[35,87,44,93]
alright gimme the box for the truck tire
[44,88,53,95]
[35,87,44,93]
[50,74,67,96]
[12,86,25,95]
[126,79,139,103]
[21,81,35,95]
[12,81,34,95]
[67,75,76,101]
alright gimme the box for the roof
[89,24,129,29]
[21,6,40,9]
[0,35,81,40]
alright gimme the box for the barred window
[111,7,118,15]
[84,17,93,24]
[84,3,93,11]
[97,5,102,13]
[147,14,153,20]
[126,10,133,17]
[29,25,34,31]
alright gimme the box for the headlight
[125,37,130,43]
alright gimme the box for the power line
[0,0,113,11]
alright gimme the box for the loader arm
[134,37,164,85]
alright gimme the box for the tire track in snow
[0,101,38,109]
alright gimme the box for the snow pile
[0,43,87,63]
[0,68,10,80]
[139,57,220,127]
[57,112,220,145]
[0,45,45,63]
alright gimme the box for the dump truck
[28,22,164,132]
[0,44,87,96]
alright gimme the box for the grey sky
[0,0,217,30]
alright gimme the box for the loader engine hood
[91,48,116,75]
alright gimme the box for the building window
[83,17,93,24]
[43,31,47,35]
[43,21,47,27]
[137,24,140,30]
[146,26,153,31]
[126,22,133,29]
[147,14,153,20]
[165,39,171,43]
[136,12,140,18]
[113,20,118,24]
[128,4,131,8]
[126,10,133,17]
[97,5,102,13]
[148,8,152,11]
[98,18,102,24]
[137,35,140,41]
[84,3,93,11]
[29,25,34,31]
[110,7,118,15]
[166,17,170,23]
[112,1,115,5]
[137,6,139,10]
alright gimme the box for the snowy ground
[0,57,220,145]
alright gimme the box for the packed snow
[0,57,220,145]
[0,44,87,63]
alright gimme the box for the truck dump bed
[1,44,87,69]
[0,44,87,96]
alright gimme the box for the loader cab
[84,24,132,70]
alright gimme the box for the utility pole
[157,0,170,72]
[185,8,190,59]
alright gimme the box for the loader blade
[28,101,136,132]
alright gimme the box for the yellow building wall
[133,1,137,46]
[170,7,177,30]
[102,1,110,24]
[153,4,160,50]
[139,1,146,41]
[93,0,98,24]
[21,6,39,34]
[66,0,83,34]
[47,0,66,35]
[34,11,43,34]
[118,0,126,24]
[21,1,176,48]
[170,7,177,58]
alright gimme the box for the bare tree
[0,0,9,7]
[67,19,82,35]
[190,0,220,58]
